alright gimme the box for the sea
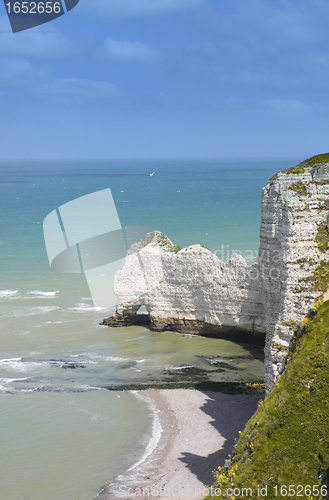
[0,158,300,500]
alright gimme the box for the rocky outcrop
[101,312,150,327]
[108,231,266,341]
[103,154,329,393]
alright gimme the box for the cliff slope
[205,300,329,499]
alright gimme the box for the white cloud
[267,98,310,113]
[0,15,79,58]
[78,0,205,19]
[42,78,119,98]
[101,38,159,63]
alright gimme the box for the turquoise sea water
[0,158,299,500]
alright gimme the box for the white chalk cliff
[259,158,329,390]
[113,233,265,340]
[104,155,329,393]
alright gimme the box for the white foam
[127,391,163,471]
[208,358,224,364]
[28,290,59,297]
[0,377,29,384]
[0,358,49,373]
[72,385,104,392]
[106,355,130,362]
[0,289,18,298]
[8,306,60,317]
[89,393,165,499]
[164,364,194,371]
[0,357,22,364]
[87,353,130,362]
[68,303,105,312]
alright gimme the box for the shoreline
[97,388,262,500]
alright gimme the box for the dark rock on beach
[100,312,150,327]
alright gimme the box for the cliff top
[127,230,183,255]
[269,152,329,183]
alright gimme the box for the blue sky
[0,0,329,160]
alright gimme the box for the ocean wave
[0,358,49,373]
[106,355,131,362]
[0,357,22,364]
[7,306,60,317]
[0,289,18,298]
[87,353,130,362]
[1,377,29,383]
[28,290,59,297]
[128,391,163,471]
[101,393,166,498]
[75,385,104,391]
[0,355,104,375]
[164,364,194,371]
[68,303,106,312]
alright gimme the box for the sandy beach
[98,389,262,500]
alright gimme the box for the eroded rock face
[260,163,329,390]
[111,231,266,339]
[103,160,329,393]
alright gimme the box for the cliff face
[104,155,329,393]
[111,231,265,342]
[259,159,329,389]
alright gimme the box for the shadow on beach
[177,390,261,486]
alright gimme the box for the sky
[0,0,329,160]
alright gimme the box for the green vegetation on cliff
[303,259,329,293]
[315,223,329,253]
[269,152,329,183]
[294,152,329,171]
[155,232,182,253]
[288,181,307,196]
[206,301,329,500]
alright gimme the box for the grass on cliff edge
[206,301,329,500]
[270,152,329,182]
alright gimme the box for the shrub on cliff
[206,301,329,500]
